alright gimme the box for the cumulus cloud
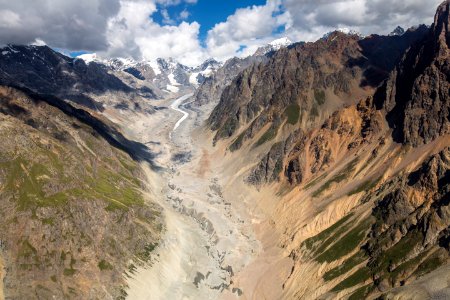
[0,0,121,51]
[283,0,442,42]
[0,0,444,66]
[206,0,288,60]
[104,0,205,66]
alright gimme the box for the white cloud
[206,0,288,60]
[0,0,121,50]
[282,0,442,42]
[104,0,205,66]
[0,0,444,66]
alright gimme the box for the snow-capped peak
[253,37,293,56]
[77,53,98,64]
[389,26,405,36]
[269,37,292,50]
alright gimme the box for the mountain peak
[253,37,292,56]
[389,26,405,36]
[433,0,450,39]
[268,37,292,49]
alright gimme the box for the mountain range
[0,1,448,299]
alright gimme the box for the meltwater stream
[123,92,255,300]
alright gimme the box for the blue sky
[0,0,442,66]
[153,0,267,44]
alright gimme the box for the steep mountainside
[193,45,281,107]
[0,46,142,110]
[206,1,449,299]
[0,86,162,299]
[208,26,428,147]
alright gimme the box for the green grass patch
[137,243,158,262]
[314,90,326,105]
[229,131,246,152]
[323,251,367,281]
[303,173,327,190]
[63,268,76,276]
[413,250,446,278]
[316,218,372,263]
[18,240,38,260]
[332,266,371,292]
[41,218,55,225]
[284,104,300,125]
[347,177,382,196]
[312,159,358,198]
[255,125,279,147]
[348,284,372,300]
[98,259,113,271]
[302,213,354,251]
[374,232,423,273]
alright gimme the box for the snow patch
[166,84,179,93]
[269,37,292,49]
[168,73,180,86]
[77,53,97,64]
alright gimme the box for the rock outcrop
[383,1,450,146]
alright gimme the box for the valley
[0,1,449,299]
[106,93,263,299]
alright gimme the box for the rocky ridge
[206,1,450,298]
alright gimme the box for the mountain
[389,26,406,36]
[253,37,293,56]
[205,2,449,298]
[208,25,429,145]
[0,45,142,111]
[78,55,222,94]
[193,38,294,107]
[0,86,162,299]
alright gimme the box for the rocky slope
[208,26,428,146]
[192,38,294,107]
[206,1,450,299]
[0,45,146,110]
[0,86,162,299]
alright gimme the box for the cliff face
[193,55,267,107]
[208,27,428,146]
[0,87,162,299]
[207,1,450,298]
[383,1,450,147]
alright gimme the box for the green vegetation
[312,159,358,197]
[18,240,38,261]
[303,173,327,190]
[41,218,55,225]
[310,103,319,119]
[332,266,371,292]
[314,90,326,105]
[229,131,246,152]
[50,275,57,282]
[284,104,300,125]
[413,250,446,278]
[255,125,279,147]
[348,284,372,300]
[137,243,158,262]
[98,259,113,271]
[63,268,76,276]
[302,213,353,251]
[347,177,382,196]
[373,232,423,274]
[323,251,367,281]
[316,218,372,263]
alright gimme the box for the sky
[0,0,443,66]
